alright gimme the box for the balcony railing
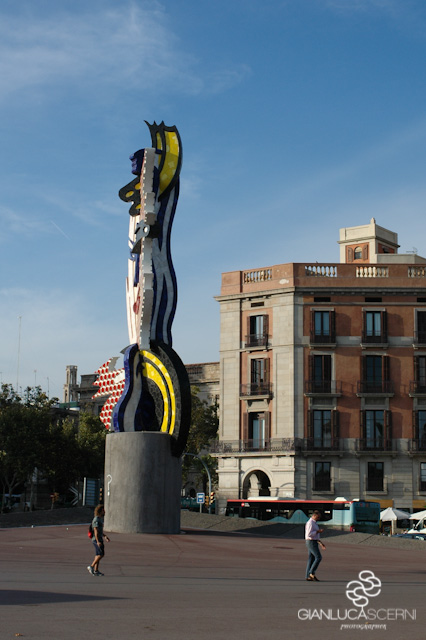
[209,438,299,454]
[310,330,336,345]
[409,438,426,452]
[240,383,273,397]
[302,438,341,452]
[409,381,426,396]
[245,333,268,348]
[356,439,393,452]
[414,330,426,346]
[304,380,342,395]
[357,380,394,395]
[361,331,388,345]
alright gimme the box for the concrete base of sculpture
[104,431,182,534]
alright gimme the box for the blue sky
[2,0,426,398]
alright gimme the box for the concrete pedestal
[104,431,182,534]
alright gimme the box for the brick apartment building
[213,219,426,514]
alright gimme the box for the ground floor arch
[242,469,271,499]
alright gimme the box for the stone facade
[214,220,426,514]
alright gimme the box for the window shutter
[330,310,336,342]
[360,411,366,439]
[265,358,270,384]
[362,309,367,342]
[383,355,390,382]
[307,410,313,439]
[263,314,269,339]
[310,310,315,341]
[242,413,248,441]
[347,247,354,262]
[382,311,388,342]
[414,356,419,384]
[324,355,332,381]
[414,410,418,440]
[308,354,314,382]
[385,410,392,443]
[362,245,369,260]
[264,411,271,441]
[362,355,367,382]
[332,410,340,439]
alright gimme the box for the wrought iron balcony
[409,381,426,396]
[409,438,426,452]
[245,333,268,348]
[302,438,341,452]
[304,380,342,396]
[209,438,299,454]
[240,383,273,397]
[309,330,336,345]
[414,330,426,346]
[361,331,388,345]
[356,380,394,396]
[356,438,393,452]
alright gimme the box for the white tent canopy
[380,507,411,522]
[409,509,426,520]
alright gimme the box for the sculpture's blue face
[130,149,145,176]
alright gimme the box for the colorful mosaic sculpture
[95,122,191,458]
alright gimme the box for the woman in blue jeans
[305,510,326,581]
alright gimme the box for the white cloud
[0,2,249,102]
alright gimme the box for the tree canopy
[182,387,219,490]
[0,384,106,510]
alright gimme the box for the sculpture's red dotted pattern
[92,359,125,429]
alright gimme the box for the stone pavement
[0,523,425,640]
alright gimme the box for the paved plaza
[0,523,425,640]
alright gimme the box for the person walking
[87,504,110,577]
[305,510,326,581]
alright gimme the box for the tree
[0,385,106,511]
[76,412,107,480]
[183,388,219,491]
[0,384,58,511]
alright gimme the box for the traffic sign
[196,492,205,504]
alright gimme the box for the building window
[361,410,391,450]
[307,410,339,449]
[413,356,426,394]
[314,462,331,491]
[367,462,384,492]
[416,311,426,345]
[250,358,269,391]
[246,314,268,347]
[414,411,426,449]
[420,463,426,492]
[360,355,390,394]
[309,354,331,393]
[243,412,270,449]
[313,410,332,448]
[354,247,362,260]
[362,310,387,344]
[310,310,335,344]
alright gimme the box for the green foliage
[182,387,219,488]
[0,384,106,509]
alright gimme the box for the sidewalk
[0,523,424,640]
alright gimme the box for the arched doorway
[242,470,271,498]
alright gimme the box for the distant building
[213,219,426,514]
[186,362,219,405]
